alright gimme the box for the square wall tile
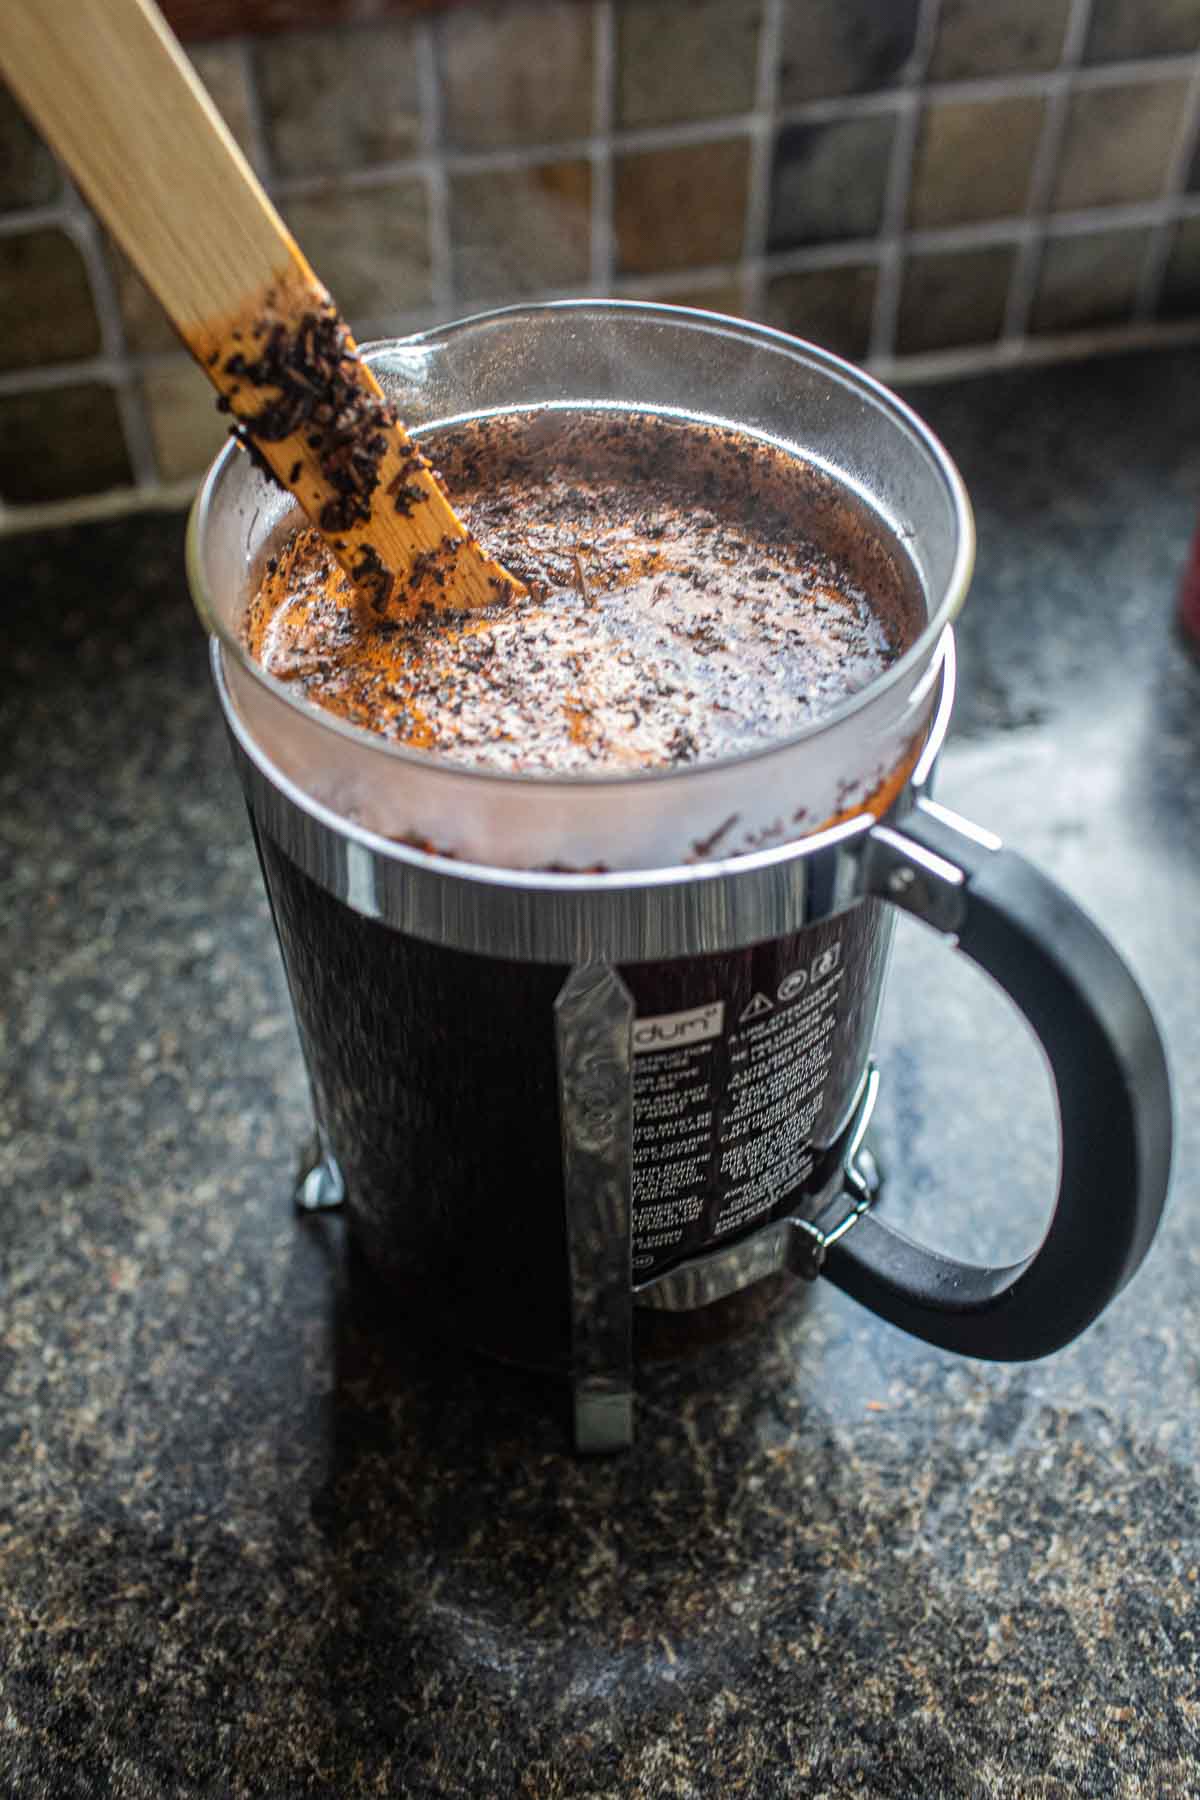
[624,278,747,315]
[779,0,919,106]
[441,2,594,149]
[615,138,750,274]
[451,163,591,300]
[1053,80,1188,211]
[1160,216,1200,314]
[896,244,1015,353]
[257,23,421,177]
[189,41,259,165]
[768,115,896,251]
[109,240,178,356]
[0,231,100,373]
[1030,227,1150,332]
[928,0,1070,80]
[0,384,132,505]
[1084,0,1200,63]
[112,45,257,358]
[909,96,1044,228]
[616,0,761,130]
[763,263,877,361]
[0,84,61,210]
[142,360,230,484]
[284,182,431,324]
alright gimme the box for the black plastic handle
[822,797,1172,1359]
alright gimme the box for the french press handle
[823,796,1172,1358]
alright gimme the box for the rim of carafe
[187,299,975,798]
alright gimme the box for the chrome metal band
[215,634,955,967]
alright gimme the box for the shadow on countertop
[2,346,1199,1798]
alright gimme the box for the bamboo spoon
[2,0,524,615]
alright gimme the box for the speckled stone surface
[2,350,1199,1799]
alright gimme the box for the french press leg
[294,1123,346,1213]
[245,806,347,1218]
[555,961,637,1454]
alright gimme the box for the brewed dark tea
[245,409,923,801]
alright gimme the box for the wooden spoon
[2,0,524,615]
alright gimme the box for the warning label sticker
[631,1036,716,1268]
[713,968,842,1240]
[627,928,849,1273]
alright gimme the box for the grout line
[883,203,1192,255]
[590,1,616,292]
[1043,46,1193,90]
[10,316,1200,539]
[758,237,882,274]
[355,307,465,343]
[57,212,123,362]
[3,41,1198,225]
[274,151,492,195]
[1060,0,1098,66]
[111,375,163,492]
[1010,197,1190,238]
[5,37,1200,229]
[0,476,207,537]
[774,90,913,129]
[1002,0,1095,337]
[269,115,762,197]
[235,33,277,186]
[866,99,914,361]
[588,113,755,155]
[912,49,1196,104]
[1137,224,1175,320]
[10,183,1199,267]
[868,0,941,360]
[416,17,454,318]
[0,41,1191,221]
[612,262,750,300]
[376,280,640,319]
[768,49,1200,128]
[1137,54,1200,317]
[8,0,1200,521]
[59,184,160,488]
[119,348,203,376]
[912,210,1075,249]
[741,0,785,317]
[869,312,1200,385]
[1000,194,1051,340]
[738,255,769,310]
[9,185,1200,273]
[0,359,125,400]
[0,202,79,238]
[905,0,945,88]
[14,191,1200,406]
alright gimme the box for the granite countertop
[2,349,1199,1799]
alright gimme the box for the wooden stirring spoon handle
[1,0,523,615]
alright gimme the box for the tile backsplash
[4,0,1200,519]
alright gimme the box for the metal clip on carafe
[555,963,637,1454]
[558,1050,885,1455]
